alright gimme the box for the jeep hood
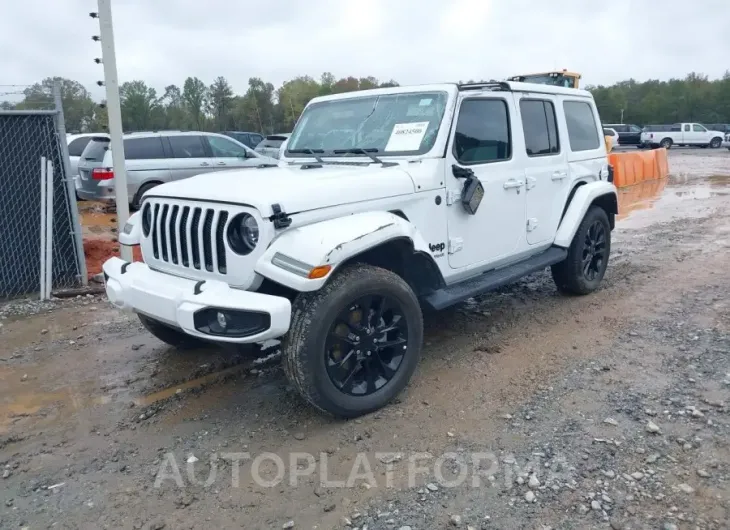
[146,163,416,216]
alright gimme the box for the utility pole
[620,108,624,124]
[93,0,131,260]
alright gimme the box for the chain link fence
[0,91,86,299]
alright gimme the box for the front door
[446,94,526,270]
[517,96,570,245]
[205,135,262,169]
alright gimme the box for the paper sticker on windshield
[419,98,432,106]
[384,122,429,152]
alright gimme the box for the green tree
[182,77,208,130]
[16,77,95,132]
[208,76,234,130]
[234,77,276,133]
[119,80,160,131]
[161,85,187,130]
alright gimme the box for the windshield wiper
[333,148,384,164]
[288,148,324,162]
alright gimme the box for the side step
[423,247,568,310]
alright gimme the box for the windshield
[286,91,448,156]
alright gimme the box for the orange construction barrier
[608,148,669,188]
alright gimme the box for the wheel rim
[712,138,720,148]
[582,220,607,282]
[325,295,409,396]
[661,140,671,148]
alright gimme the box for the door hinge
[448,238,463,254]
[446,190,461,206]
[526,218,538,232]
[525,176,537,190]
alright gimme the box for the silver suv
[76,131,277,209]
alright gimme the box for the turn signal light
[308,265,332,279]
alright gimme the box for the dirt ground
[1,149,730,530]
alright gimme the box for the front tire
[551,206,611,295]
[710,137,722,149]
[282,264,423,418]
[138,314,205,349]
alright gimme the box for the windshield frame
[284,89,451,159]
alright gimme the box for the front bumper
[102,257,291,343]
[723,140,730,149]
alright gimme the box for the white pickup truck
[640,123,725,149]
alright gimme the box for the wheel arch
[554,181,618,248]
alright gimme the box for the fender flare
[553,181,617,248]
[255,211,432,292]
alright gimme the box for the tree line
[3,71,729,135]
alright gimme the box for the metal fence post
[53,82,89,285]
[97,0,132,261]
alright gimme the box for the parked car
[222,131,265,149]
[723,132,730,150]
[603,127,619,151]
[603,124,642,146]
[702,123,730,135]
[640,123,725,149]
[76,131,277,209]
[104,80,617,417]
[254,133,291,159]
[67,133,110,197]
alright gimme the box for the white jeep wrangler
[104,81,617,418]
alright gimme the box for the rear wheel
[552,206,611,295]
[131,182,161,211]
[659,138,673,149]
[138,314,205,349]
[282,264,423,418]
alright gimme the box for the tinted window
[563,101,600,151]
[168,136,206,158]
[207,136,248,158]
[615,125,628,133]
[250,134,264,146]
[258,135,288,149]
[123,137,165,160]
[68,137,92,157]
[520,100,559,156]
[693,124,706,132]
[453,99,511,164]
[603,129,615,137]
[629,125,642,133]
[81,137,110,162]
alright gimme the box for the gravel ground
[1,149,729,530]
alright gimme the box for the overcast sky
[2,0,729,100]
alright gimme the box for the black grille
[147,201,230,275]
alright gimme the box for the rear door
[205,134,262,169]
[518,96,569,246]
[123,136,171,197]
[165,135,214,180]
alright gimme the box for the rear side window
[603,129,615,137]
[168,136,206,158]
[520,99,559,156]
[81,138,110,161]
[68,137,92,157]
[124,137,165,160]
[563,101,600,152]
[453,99,511,164]
[250,134,264,146]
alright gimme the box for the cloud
[1,0,728,101]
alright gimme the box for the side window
[207,136,248,158]
[693,124,706,132]
[453,99,511,164]
[603,129,615,137]
[520,99,559,156]
[123,137,166,160]
[562,101,600,152]
[251,134,264,147]
[683,124,690,132]
[68,137,92,157]
[168,136,207,158]
[630,125,642,133]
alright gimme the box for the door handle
[503,179,524,190]
[200,162,210,167]
[551,171,568,180]
[216,161,227,166]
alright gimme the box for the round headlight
[142,203,152,237]
[227,213,259,255]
